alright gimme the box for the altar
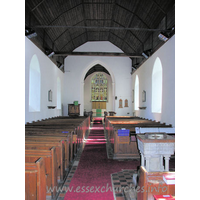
[92,109,106,117]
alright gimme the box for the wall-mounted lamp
[142,52,148,59]
[25,27,37,39]
[158,27,175,42]
[158,32,169,42]
[142,49,152,59]
[59,64,64,69]
[56,61,64,69]
[45,49,55,57]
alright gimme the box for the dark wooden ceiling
[25,0,175,72]
[84,64,110,80]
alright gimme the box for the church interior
[24,0,180,199]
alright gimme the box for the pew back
[25,157,46,200]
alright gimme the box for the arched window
[134,75,139,110]
[91,73,108,101]
[29,55,41,112]
[57,77,61,109]
[152,57,163,113]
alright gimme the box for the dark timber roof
[25,0,175,72]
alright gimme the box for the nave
[58,117,140,200]
[57,117,175,200]
[25,116,175,200]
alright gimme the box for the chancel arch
[82,63,114,116]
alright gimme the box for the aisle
[62,118,139,200]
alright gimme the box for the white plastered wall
[132,35,175,126]
[63,41,133,116]
[25,37,64,123]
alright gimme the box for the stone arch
[80,60,115,114]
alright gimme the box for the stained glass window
[91,73,108,101]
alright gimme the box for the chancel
[25,0,175,200]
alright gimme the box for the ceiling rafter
[53,51,143,58]
[108,0,117,42]
[59,31,87,51]
[53,20,85,44]
[150,0,166,14]
[33,24,170,32]
[25,0,175,70]
[31,0,46,12]
[108,31,136,53]
[115,2,151,29]
[82,0,89,41]
[46,3,83,27]
[121,0,143,46]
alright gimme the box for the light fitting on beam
[59,64,64,69]
[45,49,55,57]
[48,51,55,57]
[142,52,148,59]
[56,61,64,69]
[142,49,152,59]
[158,32,169,42]
[25,27,37,39]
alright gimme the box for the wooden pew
[25,157,46,200]
[105,116,172,159]
[25,116,91,200]
[137,166,175,200]
[25,147,57,198]
[25,131,75,163]
[25,140,65,181]
[25,116,91,160]
[25,135,70,170]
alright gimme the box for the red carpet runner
[64,118,139,200]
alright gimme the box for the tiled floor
[57,165,78,200]
[111,169,137,200]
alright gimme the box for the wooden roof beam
[53,52,143,58]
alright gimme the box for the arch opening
[152,57,163,113]
[29,54,41,112]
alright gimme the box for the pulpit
[68,104,80,116]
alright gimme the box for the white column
[164,155,170,171]
[141,153,144,167]
[145,155,150,171]
[80,81,85,116]
[112,82,115,111]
